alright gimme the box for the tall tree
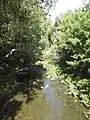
[0,0,49,74]
[51,8,90,107]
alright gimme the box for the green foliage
[55,9,90,78]
[0,0,49,74]
[41,0,57,12]
[51,9,90,108]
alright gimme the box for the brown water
[13,79,87,120]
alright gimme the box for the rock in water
[41,84,49,89]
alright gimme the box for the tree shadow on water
[15,82,37,103]
[0,65,46,120]
[0,99,22,120]
[0,81,38,120]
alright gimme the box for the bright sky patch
[49,0,84,22]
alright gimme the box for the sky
[49,0,84,22]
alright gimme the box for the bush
[51,9,90,107]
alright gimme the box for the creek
[14,78,87,120]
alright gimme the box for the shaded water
[13,79,87,120]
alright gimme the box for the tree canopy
[49,8,90,107]
[0,0,50,74]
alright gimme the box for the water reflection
[12,79,87,120]
[42,80,63,120]
[42,79,87,120]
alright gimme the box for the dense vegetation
[0,0,52,116]
[0,0,90,119]
[50,8,90,110]
[0,0,48,74]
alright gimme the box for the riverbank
[14,56,88,120]
[0,58,87,120]
[0,46,89,120]
[42,46,90,119]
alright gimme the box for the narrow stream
[14,79,87,120]
[42,79,87,120]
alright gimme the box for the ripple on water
[14,79,87,120]
[42,79,87,120]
